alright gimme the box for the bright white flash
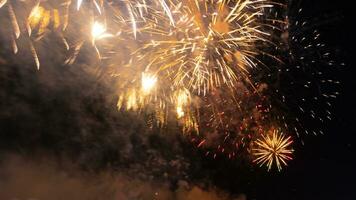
[141,73,157,94]
[91,22,112,43]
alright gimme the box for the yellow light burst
[253,129,294,171]
[141,72,158,95]
[176,106,185,118]
[28,6,45,27]
[91,22,105,39]
[27,5,62,35]
[174,89,191,118]
[126,89,139,111]
[91,21,112,42]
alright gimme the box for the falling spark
[126,3,137,38]
[8,4,20,38]
[29,41,40,70]
[159,0,175,26]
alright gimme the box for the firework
[253,129,293,171]
[0,0,147,67]
[112,0,284,150]
[132,0,278,95]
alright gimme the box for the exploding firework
[0,0,149,68]
[132,0,279,94]
[112,0,286,156]
[252,129,293,171]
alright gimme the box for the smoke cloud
[0,154,246,200]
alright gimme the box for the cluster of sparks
[253,129,293,171]
[0,0,340,171]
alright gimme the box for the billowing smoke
[0,154,248,200]
[0,42,249,199]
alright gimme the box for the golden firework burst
[133,0,276,95]
[253,129,293,171]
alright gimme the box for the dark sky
[255,0,355,199]
[0,0,355,199]
[277,0,355,199]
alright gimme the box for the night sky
[0,0,355,199]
